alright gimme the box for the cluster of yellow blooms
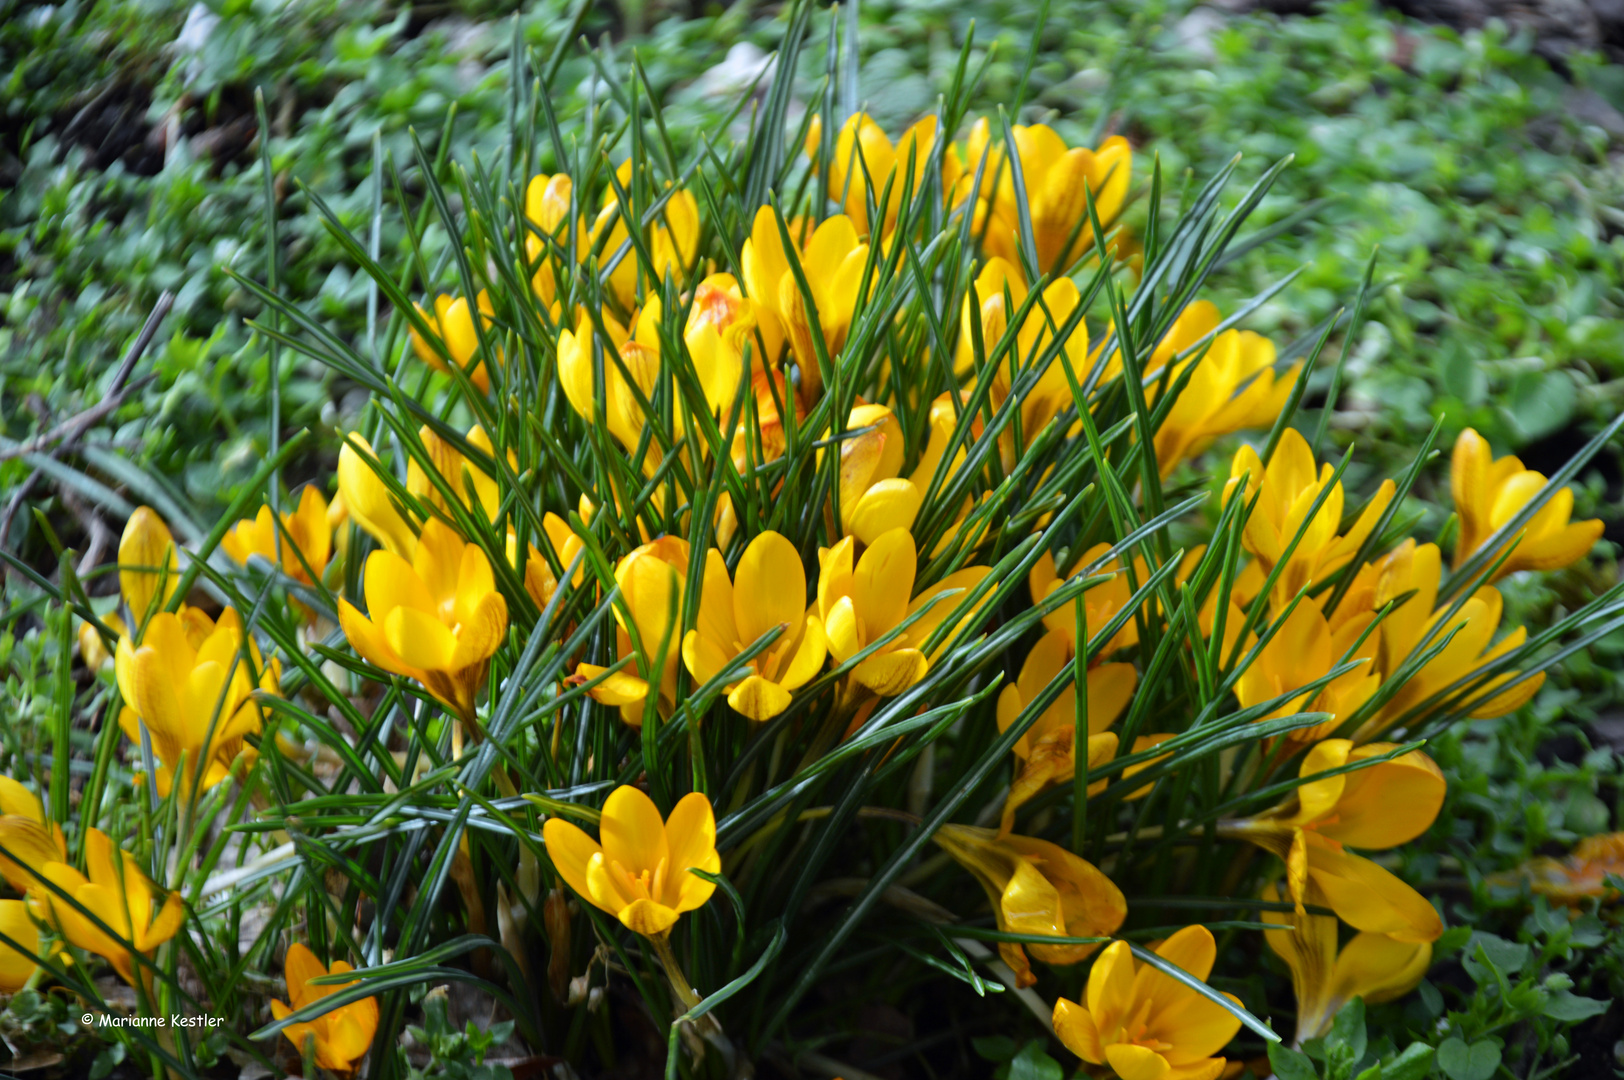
[37,105,1603,1075]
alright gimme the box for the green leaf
[1542,990,1610,1023]
[1269,1043,1322,1080]
[1436,1038,1500,1080]
[1504,369,1575,441]
[1466,932,1530,979]
[1327,997,1367,1078]
[1006,1040,1063,1080]
[1383,1043,1435,1080]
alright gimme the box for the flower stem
[648,931,702,1014]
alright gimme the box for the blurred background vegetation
[3,0,1623,1073]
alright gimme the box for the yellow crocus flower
[994,628,1136,834]
[119,506,180,634]
[933,823,1125,989]
[950,118,1132,279]
[956,258,1093,466]
[837,402,922,544]
[1224,739,1444,943]
[405,424,507,525]
[817,528,990,697]
[1141,301,1299,477]
[806,112,940,239]
[221,485,332,598]
[681,532,827,722]
[524,172,576,313]
[1261,882,1431,1043]
[542,785,718,937]
[27,828,185,987]
[270,943,379,1076]
[573,536,690,727]
[1349,540,1541,739]
[740,206,868,402]
[591,161,699,311]
[1450,427,1602,580]
[337,434,418,558]
[1225,427,1394,610]
[410,290,497,392]
[1236,599,1380,745]
[558,302,664,455]
[79,611,128,674]
[1029,543,1204,658]
[1052,925,1241,1080]
[115,608,279,797]
[0,900,40,992]
[0,779,67,893]
[337,518,509,724]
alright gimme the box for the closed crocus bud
[28,828,185,987]
[591,160,699,310]
[221,487,333,621]
[806,111,939,240]
[557,303,663,454]
[934,823,1125,988]
[542,785,718,938]
[1451,427,1603,580]
[337,434,418,558]
[410,291,497,392]
[681,531,827,722]
[337,518,509,724]
[405,424,507,525]
[1262,881,1431,1043]
[270,943,379,1076]
[836,403,921,544]
[1052,925,1241,1080]
[573,536,691,727]
[78,612,127,674]
[119,507,180,633]
[0,781,68,893]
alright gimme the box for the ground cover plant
[2,1,1624,1078]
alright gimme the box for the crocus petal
[542,818,603,911]
[728,676,793,721]
[598,785,670,879]
[1105,1043,1172,1080]
[1304,837,1443,943]
[1052,997,1104,1064]
[735,531,807,645]
[853,648,928,696]
[384,607,459,673]
[618,898,680,937]
[663,792,721,913]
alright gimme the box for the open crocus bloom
[337,434,419,558]
[934,824,1125,989]
[116,607,279,797]
[28,829,185,987]
[818,529,990,697]
[1052,925,1242,1080]
[1262,882,1431,1043]
[950,118,1133,279]
[681,532,827,722]
[1451,427,1601,581]
[1236,599,1380,745]
[543,785,718,937]
[806,111,940,239]
[740,206,868,402]
[410,290,497,392]
[1349,540,1541,739]
[994,628,1136,834]
[221,485,332,609]
[270,942,379,1076]
[1224,739,1444,943]
[337,518,509,724]
[557,302,667,456]
[1226,428,1394,612]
